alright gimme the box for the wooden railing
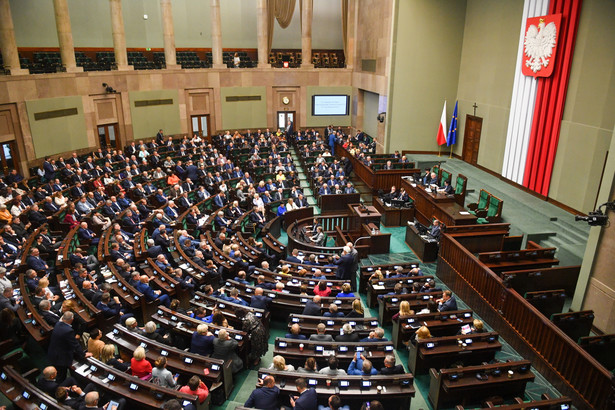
[437,233,614,410]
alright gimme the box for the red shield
[522,14,561,78]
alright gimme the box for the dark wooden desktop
[405,224,439,262]
[408,332,502,374]
[391,310,475,349]
[428,360,535,410]
[401,179,477,226]
[258,369,415,410]
[373,197,416,226]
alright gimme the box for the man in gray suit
[212,329,243,373]
[309,323,334,342]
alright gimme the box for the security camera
[377,113,386,123]
[575,212,608,227]
[575,201,615,227]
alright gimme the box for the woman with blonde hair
[100,344,129,371]
[337,283,355,298]
[392,300,414,320]
[368,269,384,282]
[130,346,152,379]
[346,299,364,318]
[416,326,432,341]
[268,355,295,371]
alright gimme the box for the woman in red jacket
[130,346,152,380]
[63,203,79,229]
[313,281,331,297]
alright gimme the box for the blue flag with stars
[447,101,458,146]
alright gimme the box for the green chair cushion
[477,218,488,224]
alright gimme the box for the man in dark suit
[28,204,49,228]
[156,129,165,145]
[309,323,334,342]
[380,355,405,375]
[39,300,61,325]
[26,247,51,273]
[245,375,280,410]
[213,192,227,208]
[302,295,322,316]
[77,222,99,245]
[285,323,307,340]
[250,287,272,310]
[290,378,318,410]
[294,194,309,208]
[429,219,441,241]
[36,365,80,396]
[135,275,171,307]
[82,391,126,410]
[437,290,458,312]
[286,249,302,264]
[333,247,354,281]
[47,311,92,382]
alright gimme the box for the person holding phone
[289,378,317,410]
[81,391,125,410]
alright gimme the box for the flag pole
[449,145,453,158]
[438,145,441,157]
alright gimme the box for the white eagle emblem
[524,18,557,73]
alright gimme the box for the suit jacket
[41,309,60,326]
[334,254,354,281]
[380,364,405,375]
[294,388,318,410]
[212,338,243,373]
[286,255,302,264]
[439,296,458,312]
[302,301,322,316]
[335,333,360,343]
[47,321,85,366]
[135,282,159,302]
[250,294,271,310]
[309,334,334,342]
[245,386,280,410]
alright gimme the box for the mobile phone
[108,400,120,410]
[280,379,286,388]
[335,386,340,394]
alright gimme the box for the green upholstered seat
[440,169,451,185]
[468,189,489,216]
[455,176,465,195]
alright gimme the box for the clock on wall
[282,96,290,105]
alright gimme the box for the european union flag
[447,101,458,146]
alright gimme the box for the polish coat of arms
[522,14,561,77]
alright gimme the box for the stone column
[210,0,225,69]
[0,0,28,75]
[301,0,314,68]
[160,0,179,69]
[256,0,270,68]
[52,0,82,72]
[109,0,132,70]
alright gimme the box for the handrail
[438,232,614,409]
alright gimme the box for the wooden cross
[473,103,478,116]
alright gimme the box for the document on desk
[459,211,470,215]
[372,285,385,290]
